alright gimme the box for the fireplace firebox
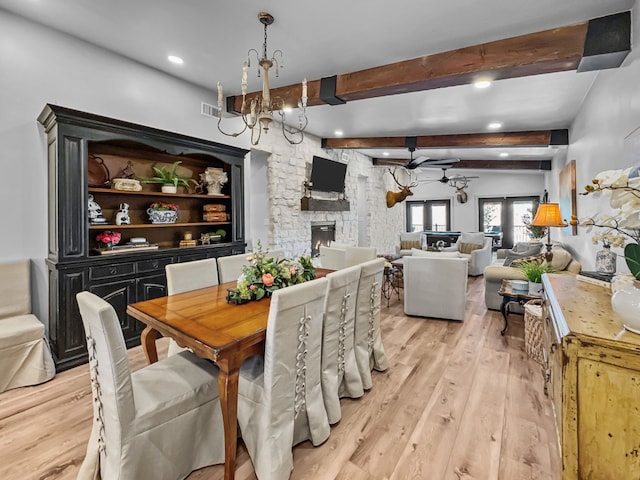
[311,221,336,257]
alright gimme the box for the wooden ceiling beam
[229,12,629,113]
[322,130,567,149]
[373,159,552,171]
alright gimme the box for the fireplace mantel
[300,197,350,211]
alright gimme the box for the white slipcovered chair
[165,258,219,356]
[320,265,364,425]
[403,256,468,321]
[344,246,377,267]
[75,291,225,480]
[442,232,493,276]
[353,258,388,390]
[217,249,285,284]
[237,278,330,480]
[0,260,55,393]
[396,231,425,257]
[318,245,346,270]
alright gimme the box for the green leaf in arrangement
[624,243,640,280]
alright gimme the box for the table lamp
[531,202,567,262]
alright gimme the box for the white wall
[547,1,640,273]
[0,11,249,322]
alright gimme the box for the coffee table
[498,279,540,335]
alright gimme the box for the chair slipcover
[343,246,377,267]
[76,292,225,480]
[237,278,330,480]
[318,245,346,270]
[321,265,364,424]
[165,258,219,356]
[403,256,468,321]
[0,260,55,393]
[353,258,388,390]
[217,249,285,284]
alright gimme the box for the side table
[498,279,540,335]
[382,258,404,307]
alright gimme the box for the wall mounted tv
[309,156,347,193]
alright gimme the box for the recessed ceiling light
[383,152,390,156]
[488,122,503,130]
[334,130,344,136]
[168,55,184,65]
[474,80,491,89]
[499,152,509,157]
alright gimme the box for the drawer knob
[110,267,117,275]
[152,261,159,269]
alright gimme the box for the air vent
[201,102,219,118]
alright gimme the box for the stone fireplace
[311,221,336,256]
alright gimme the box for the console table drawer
[137,258,172,274]
[90,263,135,279]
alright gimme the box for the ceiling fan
[404,147,460,170]
[419,167,479,203]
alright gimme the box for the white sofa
[442,232,493,276]
[403,256,468,321]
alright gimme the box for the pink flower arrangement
[96,230,121,245]
[149,201,179,211]
[262,273,275,287]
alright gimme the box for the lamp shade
[531,203,568,227]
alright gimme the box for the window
[406,200,451,232]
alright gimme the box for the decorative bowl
[147,209,178,224]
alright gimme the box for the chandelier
[216,12,308,145]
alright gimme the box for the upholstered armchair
[403,256,468,321]
[442,232,493,276]
[396,231,425,257]
[0,260,55,393]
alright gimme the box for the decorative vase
[528,281,542,296]
[161,185,177,194]
[611,278,640,334]
[147,208,179,224]
[596,245,617,274]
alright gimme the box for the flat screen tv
[309,156,347,193]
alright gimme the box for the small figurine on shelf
[88,194,108,225]
[115,203,130,226]
[96,230,121,250]
[201,167,228,196]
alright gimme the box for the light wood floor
[0,277,560,480]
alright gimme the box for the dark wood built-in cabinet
[38,105,248,371]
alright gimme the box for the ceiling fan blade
[405,155,430,169]
[419,158,460,167]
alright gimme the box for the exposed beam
[230,12,629,113]
[373,159,552,171]
[322,130,568,149]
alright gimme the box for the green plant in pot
[518,261,553,295]
[138,161,197,193]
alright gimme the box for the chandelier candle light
[216,12,308,145]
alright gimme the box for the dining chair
[321,265,364,425]
[237,278,330,480]
[165,258,219,356]
[343,246,377,267]
[0,259,55,393]
[75,291,224,480]
[217,248,285,284]
[353,258,389,390]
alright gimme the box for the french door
[478,196,540,249]
[406,200,451,232]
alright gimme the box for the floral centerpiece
[571,166,640,333]
[570,166,640,280]
[96,230,121,249]
[227,244,316,303]
[147,201,179,224]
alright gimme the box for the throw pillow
[401,240,421,250]
[459,242,482,254]
[550,246,572,271]
[503,247,544,267]
[460,232,485,246]
[514,242,544,254]
[510,254,545,267]
[411,248,460,258]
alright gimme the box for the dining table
[126,269,333,480]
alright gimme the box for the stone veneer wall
[250,129,402,258]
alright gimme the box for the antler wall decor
[385,169,418,208]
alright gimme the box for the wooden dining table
[127,281,270,480]
[126,269,332,480]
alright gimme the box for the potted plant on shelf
[518,261,553,296]
[138,161,198,193]
[147,201,179,224]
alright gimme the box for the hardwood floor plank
[0,277,562,480]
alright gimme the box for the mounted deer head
[386,169,418,208]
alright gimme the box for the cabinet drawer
[90,263,135,280]
[137,258,172,274]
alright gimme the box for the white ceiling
[0,0,634,164]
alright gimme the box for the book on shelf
[576,271,612,290]
[578,270,614,282]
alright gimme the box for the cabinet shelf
[89,221,231,229]
[89,187,230,200]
